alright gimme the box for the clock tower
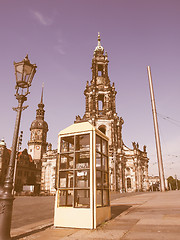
[28,86,48,164]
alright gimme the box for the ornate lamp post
[0,55,37,240]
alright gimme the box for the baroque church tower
[28,86,48,164]
[76,33,149,192]
[75,33,125,191]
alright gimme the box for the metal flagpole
[147,66,166,192]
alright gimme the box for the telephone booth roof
[58,121,108,140]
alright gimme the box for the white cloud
[54,38,66,55]
[54,45,65,55]
[31,10,53,26]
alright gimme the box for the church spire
[94,32,104,53]
[40,82,44,104]
[36,84,45,120]
[98,32,101,47]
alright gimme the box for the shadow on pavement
[12,224,53,240]
[12,205,131,239]
[111,205,132,219]
[110,191,146,201]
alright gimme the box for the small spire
[98,32,101,47]
[105,51,108,60]
[94,32,104,53]
[40,82,44,104]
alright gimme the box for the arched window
[98,125,106,135]
[98,95,104,111]
[98,64,103,76]
[126,167,131,175]
[127,178,131,189]
[98,100,103,110]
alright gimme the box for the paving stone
[19,228,78,240]
[61,229,126,239]
[122,231,180,240]
[137,217,180,225]
[131,224,180,233]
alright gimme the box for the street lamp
[0,55,37,240]
[13,130,23,194]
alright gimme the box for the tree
[167,176,180,190]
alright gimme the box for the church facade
[27,34,149,194]
[75,33,149,192]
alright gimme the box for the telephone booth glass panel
[96,134,109,207]
[57,133,90,208]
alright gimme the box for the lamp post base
[0,187,14,240]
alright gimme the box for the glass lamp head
[14,54,37,96]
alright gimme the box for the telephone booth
[54,122,111,229]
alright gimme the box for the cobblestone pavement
[12,192,144,230]
[12,191,180,240]
[12,196,55,229]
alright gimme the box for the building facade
[41,143,57,195]
[75,33,149,192]
[148,175,160,191]
[123,143,149,192]
[0,138,39,194]
[0,139,10,186]
[14,149,38,194]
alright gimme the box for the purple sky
[0,0,180,178]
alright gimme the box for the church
[75,33,149,192]
[28,33,149,194]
